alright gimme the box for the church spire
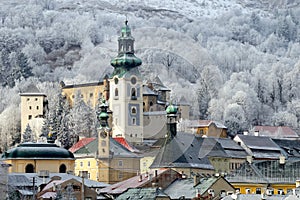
[111,20,142,77]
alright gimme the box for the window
[88,161,90,167]
[29,106,32,110]
[25,164,34,173]
[118,171,123,180]
[131,77,137,85]
[256,188,261,194]
[132,117,136,125]
[35,98,38,101]
[115,88,119,97]
[246,188,251,194]
[27,98,30,101]
[88,173,90,179]
[101,140,106,146]
[131,88,136,99]
[59,164,66,173]
[36,106,39,110]
[90,93,93,98]
[118,160,123,167]
[80,162,83,167]
[131,107,136,114]
[28,115,32,120]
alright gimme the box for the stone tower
[20,84,47,140]
[109,21,143,144]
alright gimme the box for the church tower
[109,20,143,144]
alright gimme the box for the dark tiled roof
[150,132,227,170]
[20,84,41,94]
[9,173,109,188]
[272,139,300,158]
[71,137,140,158]
[2,143,74,160]
[235,135,281,151]
[62,81,104,89]
[142,85,157,96]
[116,188,168,200]
[100,169,173,195]
[226,159,300,184]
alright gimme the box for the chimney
[246,156,253,164]
[138,174,142,182]
[145,171,149,178]
[154,170,158,177]
[279,156,285,165]
[194,175,200,186]
[296,180,300,188]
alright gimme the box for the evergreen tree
[23,124,34,142]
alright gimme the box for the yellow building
[1,142,75,173]
[189,120,228,138]
[70,137,141,184]
[61,79,109,108]
[226,160,300,195]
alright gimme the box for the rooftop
[2,143,74,160]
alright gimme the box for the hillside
[0,0,299,148]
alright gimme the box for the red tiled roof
[253,126,298,138]
[100,169,169,194]
[69,137,96,153]
[113,137,139,153]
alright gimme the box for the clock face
[100,131,107,139]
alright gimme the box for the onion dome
[111,20,142,76]
[98,99,110,129]
[166,104,178,115]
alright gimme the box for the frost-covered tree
[224,103,246,136]
[23,124,34,142]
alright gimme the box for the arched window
[59,164,67,173]
[131,107,136,114]
[115,88,119,97]
[25,164,34,173]
[149,101,153,107]
[131,88,136,99]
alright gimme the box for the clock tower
[109,20,143,144]
[97,99,110,158]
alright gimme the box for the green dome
[166,104,178,114]
[111,53,142,69]
[1,143,75,160]
[99,111,109,119]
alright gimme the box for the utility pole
[32,177,36,200]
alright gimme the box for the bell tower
[97,99,111,158]
[109,20,143,144]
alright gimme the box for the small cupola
[166,103,178,138]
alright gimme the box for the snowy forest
[0,0,300,150]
